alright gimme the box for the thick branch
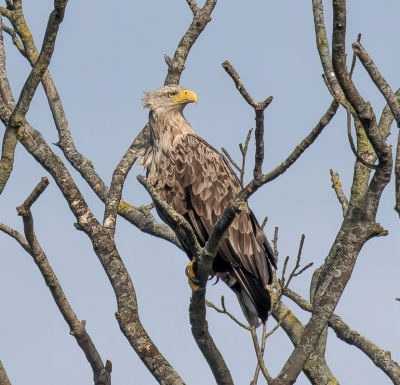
[312,0,345,101]
[329,314,400,384]
[282,287,400,384]
[271,297,339,385]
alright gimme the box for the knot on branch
[194,10,211,30]
[69,319,86,338]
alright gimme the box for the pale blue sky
[1,1,399,384]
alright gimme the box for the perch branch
[137,175,201,257]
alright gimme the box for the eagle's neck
[148,108,194,155]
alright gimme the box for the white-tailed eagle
[136,85,277,326]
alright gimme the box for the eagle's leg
[185,261,201,292]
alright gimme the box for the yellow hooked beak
[171,89,198,105]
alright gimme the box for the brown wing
[148,133,275,287]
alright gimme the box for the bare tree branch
[0,0,69,194]
[235,99,339,201]
[0,106,186,385]
[222,128,253,187]
[329,314,400,384]
[103,149,135,237]
[186,0,200,16]
[222,60,273,177]
[164,0,217,86]
[0,8,182,249]
[330,169,348,216]
[0,222,31,254]
[396,132,400,217]
[349,33,361,78]
[281,285,400,384]
[1,23,25,57]
[4,178,112,385]
[271,296,339,385]
[352,41,400,127]
[0,360,12,385]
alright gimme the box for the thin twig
[239,128,253,186]
[330,169,349,216]
[1,23,25,56]
[261,216,268,230]
[349,33,361,78]
[206,296,251,330]
[17,176,49,213]
[222,147,241,173]
[273,227,279,262]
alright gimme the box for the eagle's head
[142,85,198,113]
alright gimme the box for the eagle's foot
[185,261,200,292]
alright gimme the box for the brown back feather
[148,133,276,287]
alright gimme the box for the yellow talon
[187,261,199,292]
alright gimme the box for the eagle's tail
[232,267,271,327]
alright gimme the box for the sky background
[1,1,399,384]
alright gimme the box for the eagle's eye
[168,93,175,98]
